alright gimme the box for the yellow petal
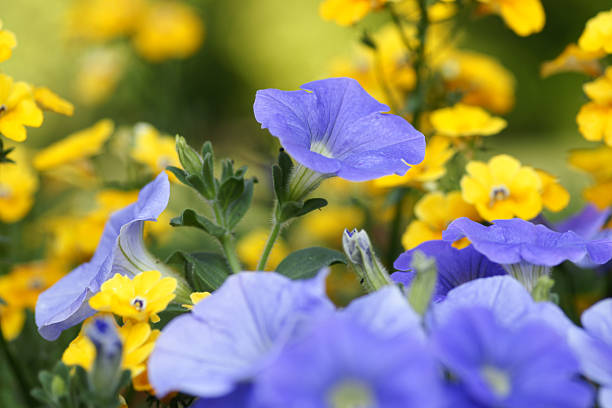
[34,87,74,116]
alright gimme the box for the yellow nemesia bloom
[461,154,542,221]
[132,1,205,62]
[577,103,612,146]
[396,0,457,23]
[583,67,612,104]
[63,319,159,389]
[301,205,364,244]
[541,44,604,78]
[578,9,612,54]
[33,119,114,171]
[478,0,545,37]
[182,291,210,310]
[568,145,612,182]
[237,229,289,270]
[0,153,38,223]
[536,169,569,213]
[584,180,612,210]
[440,50,515,114]
[430,103,507,138]
[76,48,126,105]
[33,87,74,116]
[319,0,387,26]
[374,136,455,189]
[0,74,43,142]
[130,123,179,178]
[0,261,64,340]
[89,271,177,323]
[66,0,146,41]
[402,191,479,250]
[0,19,17,63]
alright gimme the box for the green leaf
[226,178,254,229]
[170,209,225,238]
[201,152,216,199]
[201,140,214,159]
[166,166,189,185]
[221,158,234,182]
[175,135,203,176]
[279,198,328,221]
[276,247,346,280]
[167,251,231,291]
[218,176,244,211]
[272,164,284,202]
[186,174,207,197]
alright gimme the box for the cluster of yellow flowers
[62,270,207,392]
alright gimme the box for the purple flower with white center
[429,276,575,337]
[254,78,425,198]
[569,299,612,408]
[392,241,506,302]
[148,271,334,398]
[442,217,612,291]
[253,316,445,408]
[35,173,187,341]
[431,307,593,408]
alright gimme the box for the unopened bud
[85,316,123,397]
[176,135,203,176]
[342,229,392,293]
[407,251,437,316]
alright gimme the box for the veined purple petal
[148,271,334,398]
[392,241,506,301]
[554,204,611,239]
[35,173,170,341]
[254,77,425,181]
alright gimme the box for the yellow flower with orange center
[578,9,612,54]
[461,154,542,221]
[402,191,479,250]
[430,104,507,138]
[132,1,205,62]
[477,0,545,37]
[89,270,177,324]
[374,135,455,189]
[0,74,43,142]
[319,0,387,26]
[541,44,604,78]
[0,19,17,63]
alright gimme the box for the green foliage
[276,247,347,280]
[167,251,231,292]
[407,251,438,316]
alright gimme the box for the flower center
[0,184,12,198]
[327,379,376,408]
[157,156,171,170]
[481,365,511,398]
[29,277,44,290]
[310,141,334,159]
[131,297,146,311]
[489,185,510,206]
[0,104,6,118]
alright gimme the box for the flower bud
[342,229,392,293]
[85,316,123,397]
[406,251,437,316]
[175,135,203,177]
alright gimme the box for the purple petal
[148,271,333,398]
[35,173,170,340]
[554,204,611,239]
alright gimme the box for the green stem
[0,331,35,407]
[411,0,430,127]
[212,202,242,274]
[386,192,405,268]
[256,207,282,271]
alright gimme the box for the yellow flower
[430,104,507,138]
[301,205,364,244]
[130,123,179,178]
[374,136,455,189]
[33,87,74,116]
[132,1,205,62]
[402,191,479,250]
[478,0,545,37]
[181,291,210,310]
[75,48,126,105]
[568,145,612,182]
[319,0,387,26]
[461,154,542,221]
[63,318,159,388]
[584,180,612,210]
[395,0,457,23]
[0,261,64,340]
[536,169,569,213]
[237,229,289,270]
[540,44,604,78]
[583,67,612,104]
[577,103,612,145]
[66,0,146,42]
[440,50,515,114]
[0,74,43,142]
[0,152,38,223]
[89,271,177,323]
[33,119,114,171]
[578,9,612,54]
[0,19,17,63]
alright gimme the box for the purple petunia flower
[554,204,611,239]
[392,241,506,302]
[253,78,425,187]
[35,173,183,341]
[253,316,445,408]
[568,299,612,408]
[148,271,334,398]
[442,217,612,291]
[432,307,593,408]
